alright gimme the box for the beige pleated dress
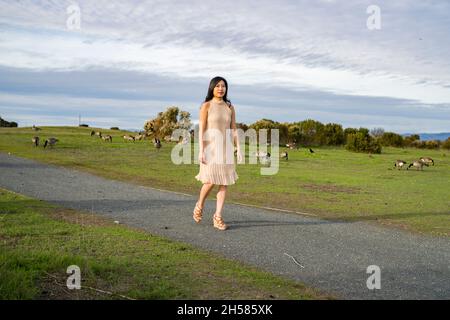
[195,99,239,185]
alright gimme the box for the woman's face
[213,80,226,99]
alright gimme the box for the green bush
[0,117,18,127]
[344,128,358,144]
[345,130,382,154]
[319,123,345,146]
[404,134,420,147]
[442,137,450,150]
[378,132,405,147]
[410,140,441,149]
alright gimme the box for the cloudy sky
[1,0,449,133]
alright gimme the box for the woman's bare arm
[230,105,240,151]
[199,102,209,153]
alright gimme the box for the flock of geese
[91,130,162,150]
[394,157,434,170]
[31,136,58,149]
[28,127,438,171]
[30,125,59,148]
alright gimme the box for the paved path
[0,152,449,299]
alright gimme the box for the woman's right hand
[199,150,206,164]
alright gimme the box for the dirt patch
[299,183,361,194]
[46,208,116,227]
[38,272,98,300]
[38,272,132,300]
[0,235,20,246]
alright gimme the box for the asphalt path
[0,152,449,299]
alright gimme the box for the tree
[0,116,18,127]
[236,122,248,131]
[144,106,192,140]
[290,119,324,146]
[287,123,302,144]
[320,123,344,146]
[344,127,358,144]
[404,134,420,147]
[248,118,278,143]
[442,137,450,150]
[277,122,290,145]
[370,127,384,138]
[378,132,405,147]
[345,128,382,154]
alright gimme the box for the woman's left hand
[236,150,243,164]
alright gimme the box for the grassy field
[0,126,449,237]
[0,187,329,299]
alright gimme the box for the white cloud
[0,0,449,131]
[1,26,450,105]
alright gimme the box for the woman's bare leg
[215,185,227,217]
[197,183,215,209]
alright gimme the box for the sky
[0,0,449,133]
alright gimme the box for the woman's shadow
[226,218,343,230]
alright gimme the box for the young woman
[193,76,242,231]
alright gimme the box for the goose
[43,137,58,148]
[134,134,145,141]
[309,148,315,153]
[32,136,40,147]
[280,151,288,160]
[419,157,434,166]
[123,135,135,142]
[259,154,271,166]
[101,135,112,142]
[258,152,271,166]
[253,151,270,158]
[407,160,427,171]
[154,138,162,150]
[394,160,407,170]
[286,143,296,150]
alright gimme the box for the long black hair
[204,76,232,108]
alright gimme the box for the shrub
[404,134,420,147]
[344,128,358,144]
[319,123,344,146]
[442,137,450,150]
[410,140,441,149]
[378,132,405,147]
[0,117,18,127]
[79,124,89,127]
[345,130,382,154]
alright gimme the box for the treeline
[244,119,450,153]
[0,116,18,128]
[142,107,449,153]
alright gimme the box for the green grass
[0,188,329,300]
[0,126,449,236]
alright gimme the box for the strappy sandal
[193,202,203,223]
[213,214,228,231]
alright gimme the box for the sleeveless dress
[195,99,239,185]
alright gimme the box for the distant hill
[402,132,450,141]
[123,128,142,133]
